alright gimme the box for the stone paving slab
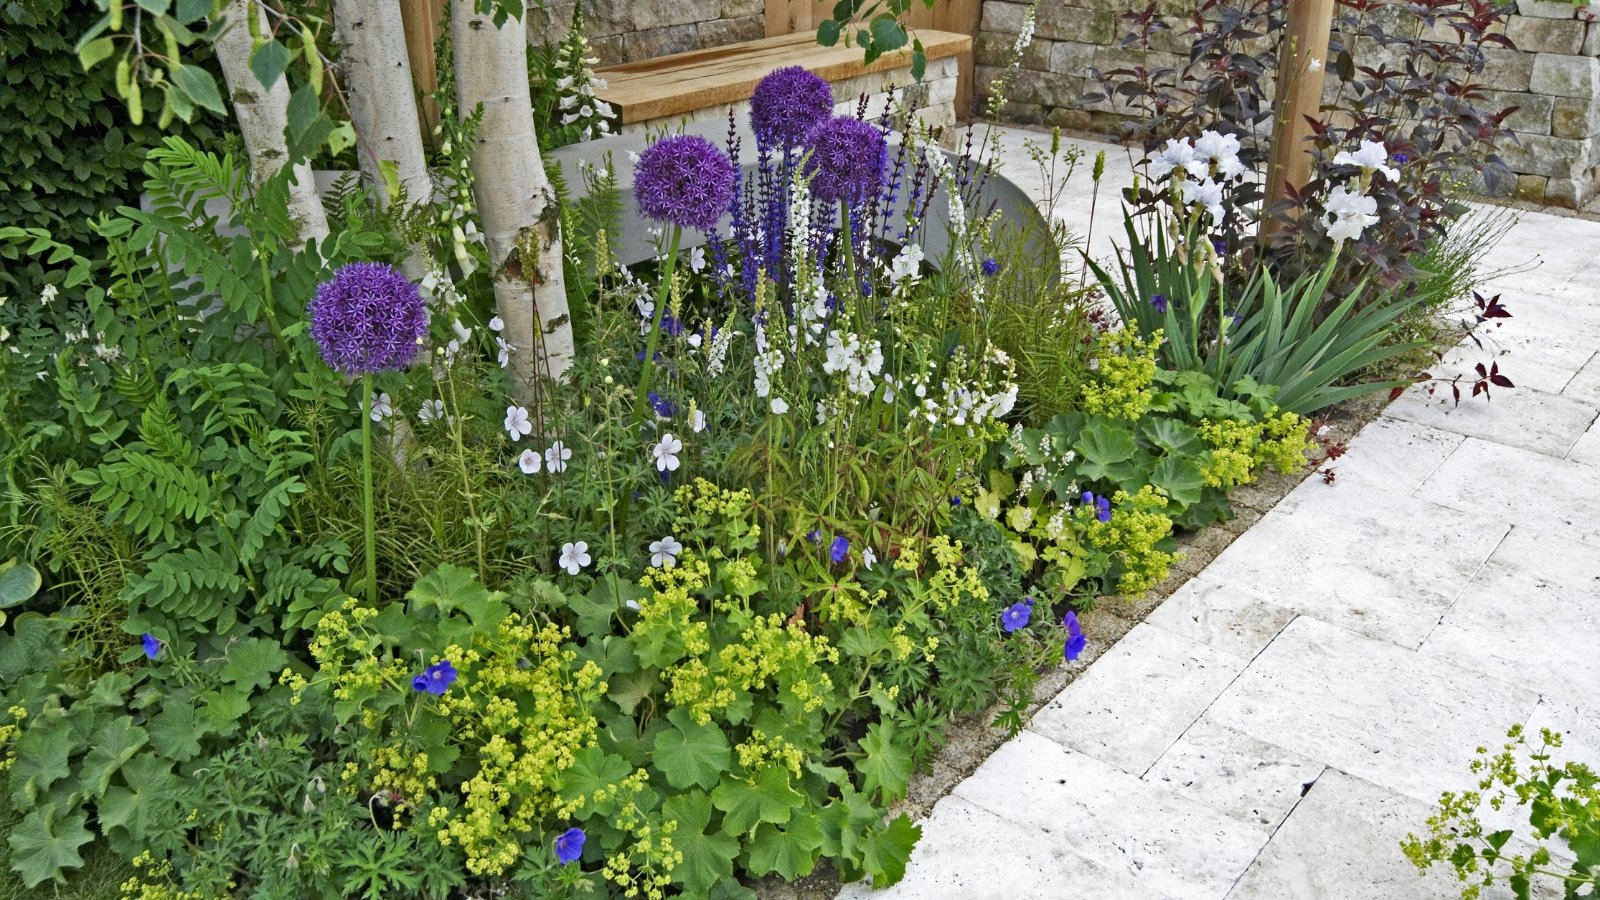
[1415,436,1600,547]
[1030,624,1252,776]
[1142,716,1324,832]
[1562,352,1600,407]
[835,796,1159,900]
[1144,577,1297,660]
[1420,527,1600,710]
[953,732,1269,900]
[1192,491,1508,649]
[1206,617,1539,806]
[1224,769,1558,900]
[1384,380,1596,457]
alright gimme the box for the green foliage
[817,0,937,79]
[0,0,221,301]
[1403,724,1600,900]
[1087,209,1429,413]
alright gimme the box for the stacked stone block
[528,0,766,67]
[975,0,1600,208]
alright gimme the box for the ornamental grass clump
[309,263,429,605]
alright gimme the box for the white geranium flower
[558,541,591,575]
[691,409,707,433]
[418,399,446,424]
[1333,139,1400,183]
[1324,184,1379,243]
[651,433,682,472]
[649,535,683,568]
[518,449,542,474]
[488,315,504,332]
[496,337,512,368]
[862,547,877,569]
[451,319,473,344]
[770,397,790,415]
[689,246,707,273]
[370,392,394,422]
[889,244,925,282]
[545,440,572,473]
[504,405,533,441]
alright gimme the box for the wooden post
[1263,0,1335,219]
[905,0,981,119]
[765,0,815,37]
[400,0,446,145]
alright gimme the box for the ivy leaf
[663,790,738,895]
[98,754,178,844]
[147,699,205,763]
[748,812,824,880]
[78,717,147,799]
[219,637,288,691]
[6,806,93,887]
[654,709,732,790]
[248,39,292,92]
[857,721,912,804]
[712,766,803,836]
[860,813,921,887]
[10,715,74,806]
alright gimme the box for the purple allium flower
[1063,611,1087,662]
[634,135,738,232]
[554,826,586,865]
[1001,597,1034,633]
[307,262,428,376]
[803,115,888,206]
[830,535,850,564]
[981,257,1001,277]
[1150,294,1169,313]
[411,660,458,696]
[141,634,160,660]
[751,66,834,151]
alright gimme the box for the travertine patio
[842,128,1600,899]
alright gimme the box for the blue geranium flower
[411,660,458,696]
[1000,597,1034,633]
[1080,491,1112,523]
[1063,611,1087,662]
[1150,294,1168,313]
[829,535,850,564]
[554,826,586,864]
[141,634,160,660]
[806,529,822,545]
[647,391,679,418]
[981,257,1001,277]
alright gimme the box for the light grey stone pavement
[839,129,1600,899]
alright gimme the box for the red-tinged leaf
[1473,381,1487,397]
[1389,386,1407,401]
[1491,375,1514,388]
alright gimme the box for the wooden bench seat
[593,30,972,136]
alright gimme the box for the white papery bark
[214,0,329,245]
[332,0,432,277]
[450,0,574,387]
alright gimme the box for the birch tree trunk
[451,0,575,387]
[214,0,329,245]
[331,0,433,278]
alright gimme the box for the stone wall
[528,0,766,67]
[974,0,1600,208]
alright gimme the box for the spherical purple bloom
[751,66,833,151]
[1001,597,1034,633]
[308,262,428,376]
[829,535,850,564]
[141,634,160,660]
[554,826,586,865]
[1150,294,1169,313]
[981,258,1001,277]
[634,135,738,232]
[411,660,458,696]
[1063,611,1087,662]
[803,115,888,206]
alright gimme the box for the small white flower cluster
[913,346,1019,430]
[821,329,885,396]
[888,243,925,285]
[1322,139,1398,244]
[1148,130,1247,222]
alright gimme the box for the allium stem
[839,205,857,296]
[361,373,377,605]
[629,226,683,436]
